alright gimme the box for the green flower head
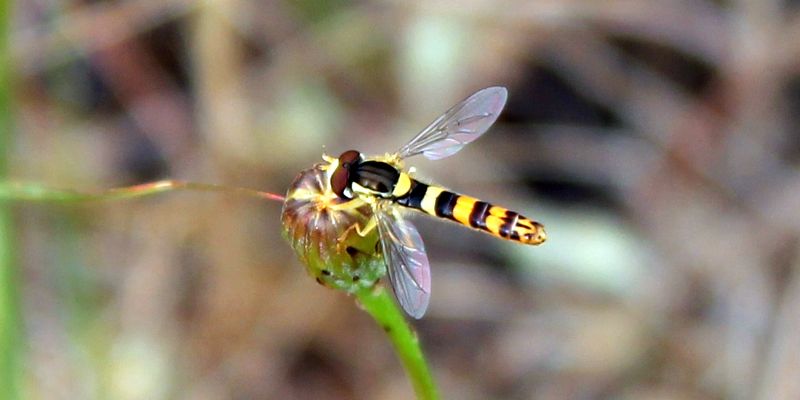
[281,162,385,292]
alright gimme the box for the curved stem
[356,286,439,400]
[0,180,285,203]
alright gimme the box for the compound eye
[330,150,361,199]
[330,165,351,199]
[338,150,361,168]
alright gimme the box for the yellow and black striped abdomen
[395,177,546,245]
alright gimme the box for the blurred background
[4,0,800,399]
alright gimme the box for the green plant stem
[356,286,439,400]
[0,0,23,398]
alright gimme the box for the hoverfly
[323,87,546,318]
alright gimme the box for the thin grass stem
[0,180,285,203]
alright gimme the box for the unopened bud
[281,163,385,292]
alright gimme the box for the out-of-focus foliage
[1,1,23,399]
[7,0,800,399]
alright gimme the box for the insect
[323,87,546,318]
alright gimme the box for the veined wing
[397,86,508,161]
[375,203,431,319]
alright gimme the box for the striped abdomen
[395,178,546,245]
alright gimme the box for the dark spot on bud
[382,325,391,333]
[315,277,325,286]
[352,275,360,282]
[321,269,331,276]
[346,246,358,257]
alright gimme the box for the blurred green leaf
[400,14,470,112]
[289,0,350,24]
[0,0,23,398]
[261,81,343,163]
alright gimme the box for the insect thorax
[351,160,400,198]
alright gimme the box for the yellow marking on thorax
[392,173,412,197]
[420,186,443,216]
[379,152,404,167]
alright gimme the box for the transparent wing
[398,86,508,160]
[375,204,431,319]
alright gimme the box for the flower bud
[281,163,385,292]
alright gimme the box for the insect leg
[336,216,378,243]
[355,217,378,236]
[328,197,367,211]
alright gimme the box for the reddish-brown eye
[330,150,361,199]
[330,166,350,198]
[338,150,361,166]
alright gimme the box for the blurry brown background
[8,0,800,399]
